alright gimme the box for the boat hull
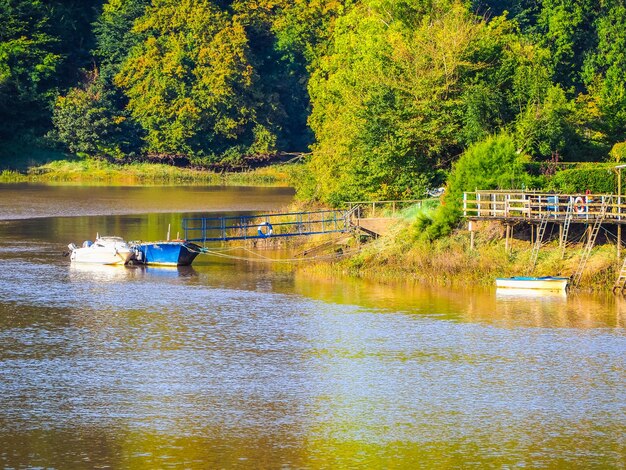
[495,276,569,291]
[71,250,133,265]
[69,236,134,265]
[133,241,201,266]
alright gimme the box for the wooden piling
[505,224,511,252]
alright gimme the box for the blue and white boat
[495,276,569,291]
[132,241,203,266]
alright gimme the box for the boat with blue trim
[495,276,569,291]
[132,240,203,266]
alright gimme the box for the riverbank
[295,218,619,292]
[0,158,297,186]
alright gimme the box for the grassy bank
[0,158,297,186]
[297,215,619,292]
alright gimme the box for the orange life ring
[574,196,585,214]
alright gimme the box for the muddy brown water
[0,184,624,468]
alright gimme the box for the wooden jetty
[346,199,425,238]
[463,190,626,289]
[462,191,623,223]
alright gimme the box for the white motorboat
[68,236,134,265]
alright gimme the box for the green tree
[535,0,598,92]
[0,0,61,140]
[583,1,626,140]
[301,1,508,204]
[115,0,276,158]
[51,0,149,158]
[231,0,349,151]
[52,69,142,158]
[94,0,150,72]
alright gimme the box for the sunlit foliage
[3,0,626,219]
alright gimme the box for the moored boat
[68,236,134,265]
[495,276,569,291]
[132,241,203,266]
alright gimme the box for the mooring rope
[191,245,361,263]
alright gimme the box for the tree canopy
[2,0,626,205]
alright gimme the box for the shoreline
[0,158,297,186]
[1,164,621,292]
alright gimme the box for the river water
[0,184,624,469]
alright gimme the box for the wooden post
[505,224,511,253]
[463,192,467,217]
[559,224,564,248]
[469,220,475,250]
[619,167,622,260]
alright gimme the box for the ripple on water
[0,234,624,468]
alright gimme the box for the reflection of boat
[144,265,197,277]
[69,262,135,281]
[495,287,567,300]
[495,276,569,291]
[131,241,203,266]
[68,236,134,265]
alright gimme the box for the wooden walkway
[353,217,399,237]
[345,199,427,237]
[463,191,623,224]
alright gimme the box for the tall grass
[0,158,298,186]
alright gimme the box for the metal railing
[345,199,429,219]
[183,209,350,242]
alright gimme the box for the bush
[420,133,537,239]
[545,163,617,193]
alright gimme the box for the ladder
[571,200,609,287]
[560,199,574,259]
[528,213,549,273]
[613,255,626,293]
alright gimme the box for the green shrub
[420,133,537,239]
[545,163,617,193]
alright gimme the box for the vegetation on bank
[0,159,295,186]
[3,0,626,288]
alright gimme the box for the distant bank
[0,158,297,187]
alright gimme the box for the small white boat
[495,276,569,291]
[68,236,134,265]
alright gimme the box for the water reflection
[291,271,626,329]
[68,263,197,282]
[495,287,568,300]
[0,183,295,220]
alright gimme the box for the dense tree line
[2,0,626,204]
